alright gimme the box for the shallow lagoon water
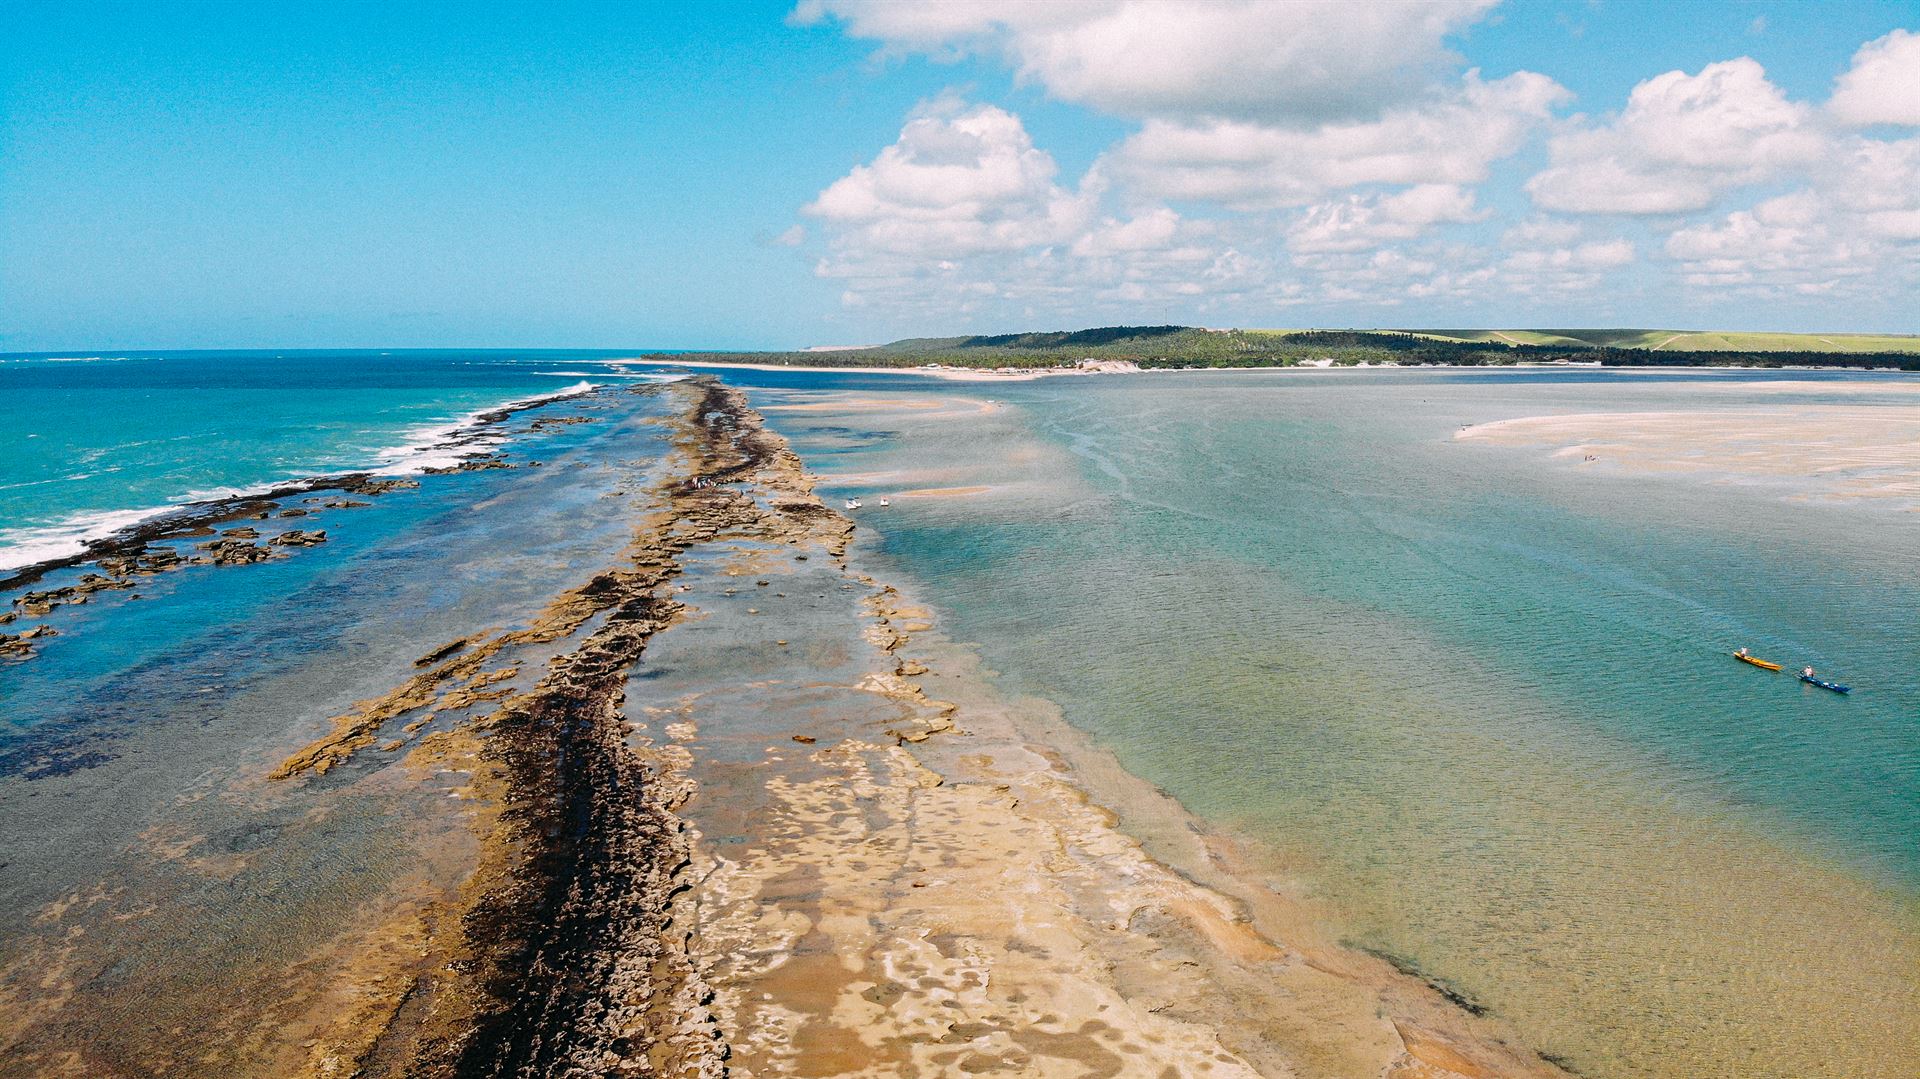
[734,367,1920,1079]
[2,358,1915,1077]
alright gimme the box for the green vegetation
[644,326,1920,372]
[1406,328,1920,353]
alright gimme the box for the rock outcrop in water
[271,379,849,1077]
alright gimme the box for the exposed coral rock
[339,476,420,496]
[422,455,514,475]
[276,380,834,1078]
[529,415,596,431]
[196,538,281,565]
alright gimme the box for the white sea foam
[0,380,598,575]
[0,507,172,573]
[373,380,595,474]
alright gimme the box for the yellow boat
[1733,651,1782,671]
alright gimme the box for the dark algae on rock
[270,379,848,1077]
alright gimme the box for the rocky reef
[271,379,849,1077]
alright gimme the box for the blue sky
[2,0,1916,350]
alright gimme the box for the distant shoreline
[613,355,1920,380]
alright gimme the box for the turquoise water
[0,349,657,571]
[0,378,682,1069]
[736,367,1920,1079]
[3,357,1915,1077]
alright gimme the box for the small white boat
[878,497,890,507]
[844,498,861,510]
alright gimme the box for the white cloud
[1510,239,1636,272]
[1664,192,1860,290]
[1829,29,1920,127]
[1655,127,1920,298]
[1526,58,1822,214]
[1113,71,1568,209]
[1489,214,1640,296]
[806,100,1228,317]
[804,101,1095,257]
[1501,216,1585,248]
[1288,245,1499,306]
[794,15,1920,328]
[1288,185,1484,253]
[1821,135,1920,240]
[793,0,1499,124]
[1069,206,1182,259]
[1519,46,1920,300]
[1503,239,1637,295]
[1663,173,1920,301]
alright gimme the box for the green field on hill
[647,325,1920,372]
[1402,329,1920,353]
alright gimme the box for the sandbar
[1458,404,1920,503]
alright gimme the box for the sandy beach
[1458,395,1920,504]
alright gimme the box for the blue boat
[1799,674,1851,695]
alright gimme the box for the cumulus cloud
[1664,134,1920,298]
[1288,185,1484,253]
[1491,215,1638,296]
[1824,135,1920,240]
[1500,216,1585,248]
[794,9,1919,327]
[1285,245,1500,306]
[793,0,1498,124]
[1514,239,1636,271]
[1526,58,1822,214]
[805,100,1227,317]
[1502,238,1636,296]
[791,0,1576,323]
[1829,29,1920,127]
[1664,192,1867,292]
[804,100,1096,257]
[1113,71,1568,209]
[1068,206,1182,259]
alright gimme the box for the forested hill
[645,326,1920,372]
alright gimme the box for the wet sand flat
[1458,404,1920,503]
[892,485,992,498]
[632,498,1564,1079]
